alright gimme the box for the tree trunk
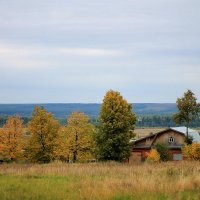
[73,151,77,163]
[73,131,78,162]
[186,120,189,140]
[186,126,188,139]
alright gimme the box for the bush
[146,149,160,162]
[182,142,200,161]
[155,143,169,161]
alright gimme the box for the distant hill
[134,103,177,115]
[0,103,177,118]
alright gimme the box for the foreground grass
[0,162,200,200]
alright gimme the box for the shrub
[182,142,200,161]
[155,143,169,161]
[146,149,160,162]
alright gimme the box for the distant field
[134,127,200,138]
[0,162,199,200]
[134,128,165,138]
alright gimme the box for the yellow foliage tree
[65,112,95,162]
[0,115,23,162]
[26,106,62,163]
[0,129,3,153]
[53,127,69,162]
[182,142,200,161]
[147,149,160,162]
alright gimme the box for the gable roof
[131,128,172,144]
[131,126,200,143]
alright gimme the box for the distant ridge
[0,103,177,118]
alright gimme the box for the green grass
[0,162,200,200]
[0,175,80,200]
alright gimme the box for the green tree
[96,90,136,162]
[155,143,169,161]
[173,90,200,143]
[65,112,95,162]
[26,106,61,163]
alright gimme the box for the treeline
[137,115,176,127]
[0,116,98,127]
[0,116,29,127]
[136,115,200,127]
[1,115,200,128]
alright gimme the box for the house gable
[133,128,185,149]
[151,129,185,148]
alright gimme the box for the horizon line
[0,102,176,104]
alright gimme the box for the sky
[0,0,200,103]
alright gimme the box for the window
[169,136,174,143]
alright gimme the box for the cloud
[57,47,123,56]
[0,44,123,57]
[0,43,124,70]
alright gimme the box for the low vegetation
[146,149,160,162]
[183,142,200,161]
[0,162,200,200]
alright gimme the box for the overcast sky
[0,0,200,103]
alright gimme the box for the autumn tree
[0,115,23,162]
[26,106,61,163]
[65,112,95,162]
[173,90,200,143]
[95,90,136,162]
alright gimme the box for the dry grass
[0,161,200,200]
[134,128,165,138]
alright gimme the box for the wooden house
[129,127,200,163]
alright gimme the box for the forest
[1,114,200,128]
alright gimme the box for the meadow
[0,161,200,200]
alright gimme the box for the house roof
[170,127,200,142]
[132,126,200,143]
[131,128,171,143]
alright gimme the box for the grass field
[0,161,200,200]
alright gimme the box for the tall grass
[0,161,200,200]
